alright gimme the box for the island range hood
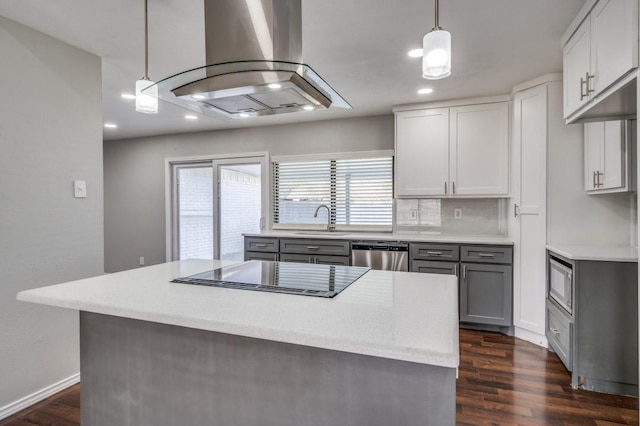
[144,0,351,119]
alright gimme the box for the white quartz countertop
[17,260,460,368]
[546,244,638,262]
[245,231,513,245]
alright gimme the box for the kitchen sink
[294,231,350,236]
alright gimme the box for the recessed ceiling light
[238,113,250,118]
[408,48,424,58]
[121,93,136,100]
[104,123,118,128]
[267,83,282,89]
[191,94,206,100]
[302,105,315,111]
[185,115,198,120]
[417,88,434,95]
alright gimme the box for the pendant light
[422,0,451,80]
[135,0,158,114]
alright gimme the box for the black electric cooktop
[172,260,370,298]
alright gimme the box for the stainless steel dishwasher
[351,241,409,271]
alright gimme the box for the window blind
[272,156,393,230]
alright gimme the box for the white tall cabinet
[510,76,560,345]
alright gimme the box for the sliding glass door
[171,156,267,261]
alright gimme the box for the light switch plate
[454,208,462,220]
[74,180,87,198]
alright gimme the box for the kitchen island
[18,259,459,426]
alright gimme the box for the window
[272,153,393,231]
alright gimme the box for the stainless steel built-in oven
[548,255,573,315]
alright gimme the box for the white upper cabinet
[584,120,633,193]
[395,101,510,198]
[395,108,449,197]
[563,18,591,118]
[449,103,509,196]
[590,0,638,96]
[563,0,638,120]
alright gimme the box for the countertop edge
[17,288,460,369]
[546,244,639,262]
[245,231,513,245]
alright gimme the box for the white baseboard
[514,327,548,348]
[0,373,80,421]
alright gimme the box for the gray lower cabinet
[245,251,279,261]
[245,237,280,261]
[460,263,513,327]
[244,237,351,265]
[546,251,638,396]
[410,243,514,330]
[279,253,350,266]
[412,260,458,275]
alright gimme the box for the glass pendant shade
[422,29,451,79]
[135,79,158,114]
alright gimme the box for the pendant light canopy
[135,0,158,114]
[422,0,451,80]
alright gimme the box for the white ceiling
[0,0,585,141]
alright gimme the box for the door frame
[165,152,270,262]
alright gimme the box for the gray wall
[104,115,393,272]
[0,17,104,411]
[546,82,636,246]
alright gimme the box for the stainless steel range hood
[145,0,351,119]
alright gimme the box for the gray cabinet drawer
[410,243,459,261]
[461,245,513,264]
[280,239,350,256]
[411,260,458,276]
[244,237,279,253]
[279,253,314,263]
[546,299,573,371]
[244,252,279,261]
[280,253,350,266]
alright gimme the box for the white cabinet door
[395,109,449,197]
[601,121,625,189]
[563,17,591,118]
[511,84,548,337]
[449,103,509,195]
[584,120,627,193]
[590,0,638,96]
[584,122,604,191]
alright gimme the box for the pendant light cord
[144,0,149,80]
[434,0,441,30]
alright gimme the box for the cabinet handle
[550,327,560,336]
[308,256,313,264]
[592,170,597,189]
[580,77,587,101]
[255,243,267,248]
[426,251,443,256]
[454,263,458,277]
[586,72,594,94]
[514,204,519,218]
[306,246,319,250]
[452,181,456,194]
[477,253,495,258]
[462,265,467,279]
[444,181,448,194]
[596,171,603,187]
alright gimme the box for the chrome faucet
[313,204,335,232]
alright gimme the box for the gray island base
[81,312,456,426]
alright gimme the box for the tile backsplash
[395,198,508,236]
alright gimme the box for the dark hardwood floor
[1,329,637,425]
